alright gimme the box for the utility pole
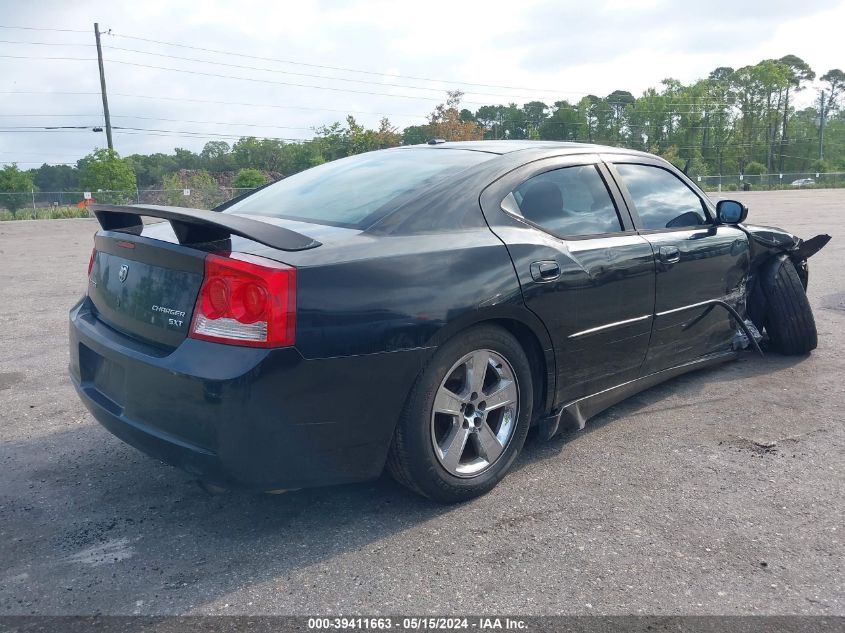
[818,90,825,161]
[94,22,113,151]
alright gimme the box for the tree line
[1,54,843,215]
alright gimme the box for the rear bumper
[69,297,429,490]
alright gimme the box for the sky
[1,0,844,168]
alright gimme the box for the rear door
[480,154,656,404]
[605,157,750,372]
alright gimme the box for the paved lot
[0,190,843,615]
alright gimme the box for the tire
[763,256,818,355]
[387,325,533,503]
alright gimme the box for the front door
[607,160,750,373]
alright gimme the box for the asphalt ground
[0,189,842,616]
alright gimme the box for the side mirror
[716,199,748,224]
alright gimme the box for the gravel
[0,189,842,615]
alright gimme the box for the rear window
[223,148,493,228]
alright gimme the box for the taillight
[88,248,96,277]
[189,253,296,348]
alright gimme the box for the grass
[0,206,92,221]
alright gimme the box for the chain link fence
[0,187,257,220]
[694,172,844,192]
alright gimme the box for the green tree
[777,55,815,171]
[31,163,79,192]
[313,122,347,160]
[743,160,767,185]
[231,137,288,172]
[232,168,269,189]
[173,147,201,170]
[539,101,581,141]
[162,169,223,209]
[475,104,506,139]
[821,69,845,113]
[126,152,177,188]
[427,91,483,141]
[78,148,137,204]
[6,54,845,196]
[374,117,402,149]
[0,164,35,217]
[200,141,235,172]
[522,101,549,138]
[605,90,635,143]
[283,142,325,171]
[343,115,379,155]
[402,125,429,145]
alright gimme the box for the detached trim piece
[560,351,737,430]
[90,204,322,252]
[657,299,764,357]
[536,350,738,440]
[796,234,831,260]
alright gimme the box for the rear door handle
[530,260,561,282]
[658,246,681,264]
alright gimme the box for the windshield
[224,148,494,228]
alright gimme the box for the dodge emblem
[118,264,129,283]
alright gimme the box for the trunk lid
[87,205,356,349]
[88,234,206,348]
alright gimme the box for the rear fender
[424,305,556,415]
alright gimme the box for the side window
[614,163,708,230]
[509,165,623,237]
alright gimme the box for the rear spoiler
[89,204,321,252]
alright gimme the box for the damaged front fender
[743,223,830,271]
[741,224,831,330]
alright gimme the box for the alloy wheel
[430,349,520,478]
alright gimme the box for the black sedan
[69,141,829,502]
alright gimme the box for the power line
[100,44,570,100]
[110,115,313,130]
[0,91,429,119]
[106,93,729,116]
[97,44,757,107]
[1,31,818,111]
[0,54,95,61]
[0,39,573,100]
[105,31,589,96]
[0,25,89,33]
[0,129,95,133]
[0,38,94,47]
[0,90,101,96]
[97,31,792,107]
[0,55,458,103]
[0,61,736,113]
[0,125,97,130]
[0,57,737,112]
[0,113,368,130]
[112,126,311,141]
[0,54,602,105]
[0,113,99,117]
[0,161,78,165]
[108,58,490,103]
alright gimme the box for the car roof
[401,139,655,158]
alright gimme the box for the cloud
[0,0,842,166]
[511,0,841,70]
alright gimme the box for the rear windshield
[223,148,493,228]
